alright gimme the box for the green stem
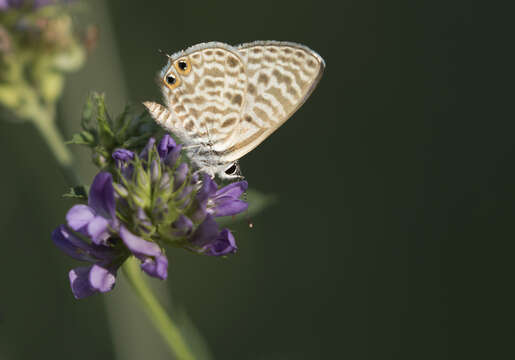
[31,105,80,187]
[122,257,196,360]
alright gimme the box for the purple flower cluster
[53,135,248,299]
[53,172,168,299]
[0,0,72,10]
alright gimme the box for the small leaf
[94,93,115,145]
[113,104,131,136]
[122,133,156,149]
[62,185,89,200]
[66,130,95,146]
[81,93,95,131]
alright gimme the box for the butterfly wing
[157,42,247,153]
[219,41,325,163]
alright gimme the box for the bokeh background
[1,1,512,359]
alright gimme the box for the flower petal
[139,137,156,160]
[88,172,116,219]
[119,225,161,257]
[89,263,116,293]
[171,215,193,237]
[189,215,219,247]
[112,149,135,178]
[69,267,96,299]
[212,199,249,217]
[215,181,248,199]
[112,148,135,163]
[196,174,217,204]
[52,225,118,262]
[164,144,182,168]
[191,174,217,221]
[206,229,237,256]
[173,163,189,192]
[52,225,95,262]
[157,134,176,159]
[87,216,110,245]
[141,254,168,280]
[66,204,95,232]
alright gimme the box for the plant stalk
[122,257,196,360]
[31,105,80,187]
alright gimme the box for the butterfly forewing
[219,41,325,162]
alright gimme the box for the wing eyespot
[174,57,192,75]
[163,72,181,90]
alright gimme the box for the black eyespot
[178,60,188,71]
[225,164,237,175]
[166,75,176,85]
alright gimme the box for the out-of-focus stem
[123,257,196,360]
[31,105,80,187]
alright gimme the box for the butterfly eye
[174,58,191,75]
[163,73,180,90]
[224,163,238,176]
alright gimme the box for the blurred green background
[1,1,512,359]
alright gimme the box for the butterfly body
[144,41,325,179]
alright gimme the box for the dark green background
[1,1,512,359]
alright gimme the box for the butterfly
[144,41,325,179]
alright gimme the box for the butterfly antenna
[157,48,172,59]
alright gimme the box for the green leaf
[62,185,89,200]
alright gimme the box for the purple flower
[52,225,126,299]
[188,215,237,256]
[66,172,117,245]
[113,149,134,178]
[209,180,249,217]
[54,134,248,298]
[119,226,168,280]
[0,0,20,9]
[0,0,71,10]
[193,174,249,220]
[54,171,169,298]
[158,134,182,168]
[112,148,134,164]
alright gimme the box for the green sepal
[69,93,162,170]
[113,104,131,139]
[66,130,95,146]
[93,93,115,147]
[80,92,96,132]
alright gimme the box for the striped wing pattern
[223,41,325,162]
[145,41,324,178]
[159,43,247,154]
